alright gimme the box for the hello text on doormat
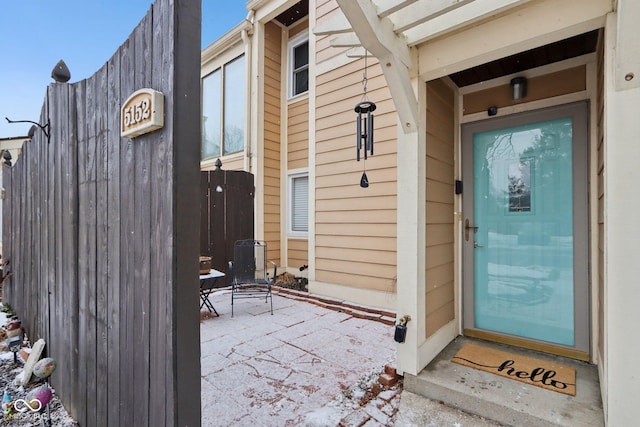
[451,343,576,396]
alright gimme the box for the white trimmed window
[288,172,308,236]
[288,33,309,98]
[201,54,245,160]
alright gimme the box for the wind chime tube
[363,117,368,160]
[356,114,361,161]
[368,111,374,156]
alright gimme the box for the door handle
[465,218,479,241]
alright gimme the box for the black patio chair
[228,240,277,316]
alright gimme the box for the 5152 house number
[120,88,164,138]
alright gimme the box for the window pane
[292,176,308,232]
[473,118,575,346]
[223,55,245,155]
[294,68,308,95]
[202,70,221,159]
[294,41,308,70]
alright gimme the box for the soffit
[275,1,308,26]
[449,30,599,87]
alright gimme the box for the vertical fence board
[133,12,153,427]
[44,85,55,363]
[63,83,80,416]
[85,74,99,426]
[75,78,89,427]
[106,51,122,427]
[208,170,225,273]
[2,165,11,302]
[150,1,170,424]
[95,62,110,427]
[200,172,210,256]
[51,83,65,408]
[26,110,38,340]
[37,92,48,353]
[118,33,136,426]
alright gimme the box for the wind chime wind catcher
[354,50,376,188]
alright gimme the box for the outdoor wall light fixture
[355,51,376,188]
[5,117,51,144]
[510,76,527,100]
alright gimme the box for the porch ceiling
[449,30,599,87]
[275,0,308,27]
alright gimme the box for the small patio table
[200,269,226,316]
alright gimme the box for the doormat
[451,343,576,396]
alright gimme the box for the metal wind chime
[354,51,376,188]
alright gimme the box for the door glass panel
[473,117,574,346]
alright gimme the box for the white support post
[395,77,426,375]
[603,6,640,425]
[251,21,265,241]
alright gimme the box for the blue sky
[0,1,247,138]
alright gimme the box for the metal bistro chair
[228,240,277,316]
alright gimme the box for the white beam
[329,33,362,48]
[388,0,475,33]
[374,0,418,19]
[313,11,352,35]
[337,0,413,69]
[378,54,419,132]
[615,0,640,90]
[346,46,369,58]
[404,0,532,46]
[337,0,419,132]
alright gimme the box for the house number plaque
[120,88,164,138]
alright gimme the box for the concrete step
[403,336,604,427]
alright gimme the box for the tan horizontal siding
[315,51,397,295]
[316,235,396,251]
[425,79,455,338]
[289,19,308,38]
[317,196,397,212]
[426,301,455,337]
[463,66,587,115]
[288,97,308,170]
[264,21,282,265]
[426,243,454,270]
[315,1,349,64]
[287,239,308,270]
[202,156,244,171]
[316,209,396,223]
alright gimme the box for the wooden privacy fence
[200,165,255,280]
[2,1,201,425]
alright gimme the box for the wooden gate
[200,164,254,279]
[1,1,201,425]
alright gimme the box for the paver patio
[200,289,396,426]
